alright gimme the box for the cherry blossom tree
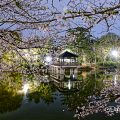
[1,0,120,71]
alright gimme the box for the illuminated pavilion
[50,50,80,80]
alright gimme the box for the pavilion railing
[54,62,79,66]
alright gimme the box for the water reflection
[1,71,120,120]
[53,79,82,92]
[27,83,56,104]
[0,72,23,113]
[114,74,118,86]
[68,80,71,90]
[22,83,30,95]
[74,72,120,119]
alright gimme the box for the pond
[0,71,120,120]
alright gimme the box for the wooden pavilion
[50,50,80,80]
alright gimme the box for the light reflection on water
[0,71,120,120]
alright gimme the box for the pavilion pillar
[55,67,57,74]
[70,58,72,65]
[74,57,76,65]
[70,68,74,75]
[74,68,78,78]
[61,58,62,64]
[50,67,52,74]
[54,67,55,74]
[52,67,54,74]
[59,67,64,75]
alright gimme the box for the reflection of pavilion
[50,50,80,80]
[52,78,82,91]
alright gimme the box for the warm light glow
[23,83,29,94]
[73,74,75,78]
[45,56,52,63]
[114,74,118,86]
[68,80,71,90]
[111,50,118,58]
[64,59,71,62]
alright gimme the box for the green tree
[95,33,120,64]
[67,27,95,63]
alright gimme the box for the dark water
[0,91,74,120]
[0,71,120,120]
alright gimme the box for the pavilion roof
[59,51,78,58]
